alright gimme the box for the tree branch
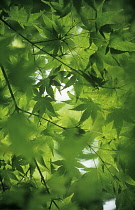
[0,17,82,77]
[0,175,5,192]
[0,65,67,130]
[34,159,60,210]
[0,65,18,110]
[18,108,66,130]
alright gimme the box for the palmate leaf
[106,108,134,137]
[9,6,28,27]
[109,37,135,52]
[71,98,100,124]
[83,0,96,11]
[51,0,71,18]
[63,75,76,89]
[46,85,54,99]
[79,108,91,124]
[96,10,123,29]
[72,0,82,12]
[7,113,33,161]
[71,104,86,111]
[33,96,57,117]
[44,96,57,116]
[80,71,106,88]
[36,154,49,169]
[90,31,106,47]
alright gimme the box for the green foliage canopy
[0,0,135,209]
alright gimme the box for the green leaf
[8,171,18,181]
[9,6,28,27]
[96,10,123,28]
[71,104,86,111]
[52,160,64,166]
[8,113,33,160]
[106,108,134,137]
[124,174,135,186]
[63,76,76,89]
[109,37,135,52]
[79,109,91,124]
[45,98,56,116]
[72,0,82,12]
[37,155,48,169]
[46,85,54,99]
[83,0,96,11]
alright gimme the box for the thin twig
[34,159,60,210]
[88,145,115,178]
[0,17,33,44]
[0,17,83,77]
[0,64,66,130]
[18,108,66,130]
[0,65,18,110]
[17,167,30,185]
[91,145,117,152]
[0,175,5,192]
[33,38,60,44]
[34,159,50,194]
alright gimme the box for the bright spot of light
[77,27,83,34]
[80,158,99,168]
[12,39,25,48]
[55,85,74,102]
[103,199,116,210]
[78,147,99,175]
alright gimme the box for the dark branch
[0,65,18,110]
[0,175,5,192]
[18,108,67,130]
[34,159,50,194]
[34,159,60,210]
[0,17,33,44]
[0,64,67,130]
[0,17,82,77]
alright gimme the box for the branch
[0,175,5,192]
[0,66,67,130]
[0,17,33,44]
[18,108,67,130]
[34,159,50,193]
[91,145,117,152]
[88,145,115,178]
[17,167,30,185]
[34,159,60,210]
[0,65,18,110]
[0,17,82,77]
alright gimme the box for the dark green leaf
[71,104,86,111]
